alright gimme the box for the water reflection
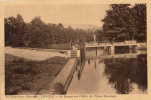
[77,61,85,80]
[67,49,147,94]
[104,54,147,94]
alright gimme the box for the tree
[101,4,146,42]
[58,23,64,28]
[5,14,25,46]
[132,4,146,42]
[5,14,95,48]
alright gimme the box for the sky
[5,4,110,27]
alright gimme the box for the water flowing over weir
[67,47,147,94]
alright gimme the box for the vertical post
[135,45,138,50]
[111,45,115,55]
[96,47,97,56]
[93,35,96,42]
[129,45,133,49]
[80,42,85,64]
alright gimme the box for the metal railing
[85,41,139,47]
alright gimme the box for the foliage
[5,15,95,48]
[99,4,146,42]
[5,14,26,46]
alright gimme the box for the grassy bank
[5,54,69,95]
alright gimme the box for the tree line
[97,4,146,42]
[5,4,146,48]
[5,15,95,48]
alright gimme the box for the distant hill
[63,23,100,31]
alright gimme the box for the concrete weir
[39,58,77,95]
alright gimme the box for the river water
[67,48,147,94]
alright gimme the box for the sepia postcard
[0,0,151,100]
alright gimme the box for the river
[67,48,147,94]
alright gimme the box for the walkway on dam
[39,58,77,95]
[85,41,146,48]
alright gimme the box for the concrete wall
[67,50,80,57]
[77,50,80,57]
[39,58,77,95]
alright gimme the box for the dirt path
[5,47,67,61]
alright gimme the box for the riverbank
[5,54,69,95]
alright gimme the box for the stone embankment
[39,58,77,95]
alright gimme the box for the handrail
[85,41,141,46]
